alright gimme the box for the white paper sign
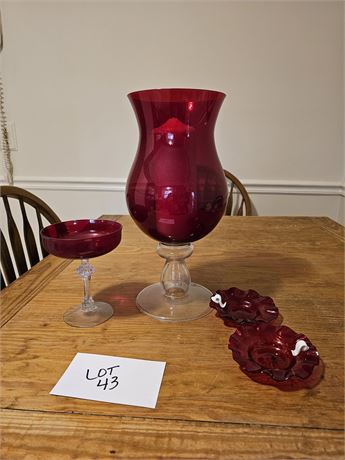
[50,352,166,409]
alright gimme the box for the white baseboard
[2,176,344,197]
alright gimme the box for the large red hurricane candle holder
[126,88,228,321]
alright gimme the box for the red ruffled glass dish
[210,287,281,327]
[229,323,323,391]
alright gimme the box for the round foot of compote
[63,301,114,328]
[136,282,212,322]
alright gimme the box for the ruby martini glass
[41,219,122,327]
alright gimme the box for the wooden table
[1,216,344,459]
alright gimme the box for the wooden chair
[0,186,60,288]
[223,170,252,216]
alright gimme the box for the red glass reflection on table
[41,219,122,328]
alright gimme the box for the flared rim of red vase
[127,87,226,103]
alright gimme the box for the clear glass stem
[76,259,96,312]
[157,243,193,299]
[136,242,211,321]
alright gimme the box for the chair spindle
[19,198,40,266]
[1,229,16,285]
[36,210,48,257]
[2,196,28,276]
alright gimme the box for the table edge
[1,408,343,460]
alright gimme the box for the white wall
[1,0,344,223]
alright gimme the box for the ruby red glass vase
[126,88,228,321]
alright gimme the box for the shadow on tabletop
[189,251,314,297]
[92,251,313,320]
[93,251,324,392]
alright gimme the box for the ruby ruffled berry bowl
[210,287,280,327]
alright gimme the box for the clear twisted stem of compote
[76,259,97,312]
[63,258,113,327]
[158,243,193,299]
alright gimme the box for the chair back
[224,170,252,216]
[0,186,60,288]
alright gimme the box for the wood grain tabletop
[1,216,344,459]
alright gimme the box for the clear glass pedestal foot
[136,282,212,322]
[136,243,212,322]
[63,302,114,328]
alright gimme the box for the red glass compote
[126,88,228,321]
[41,219,122,328]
